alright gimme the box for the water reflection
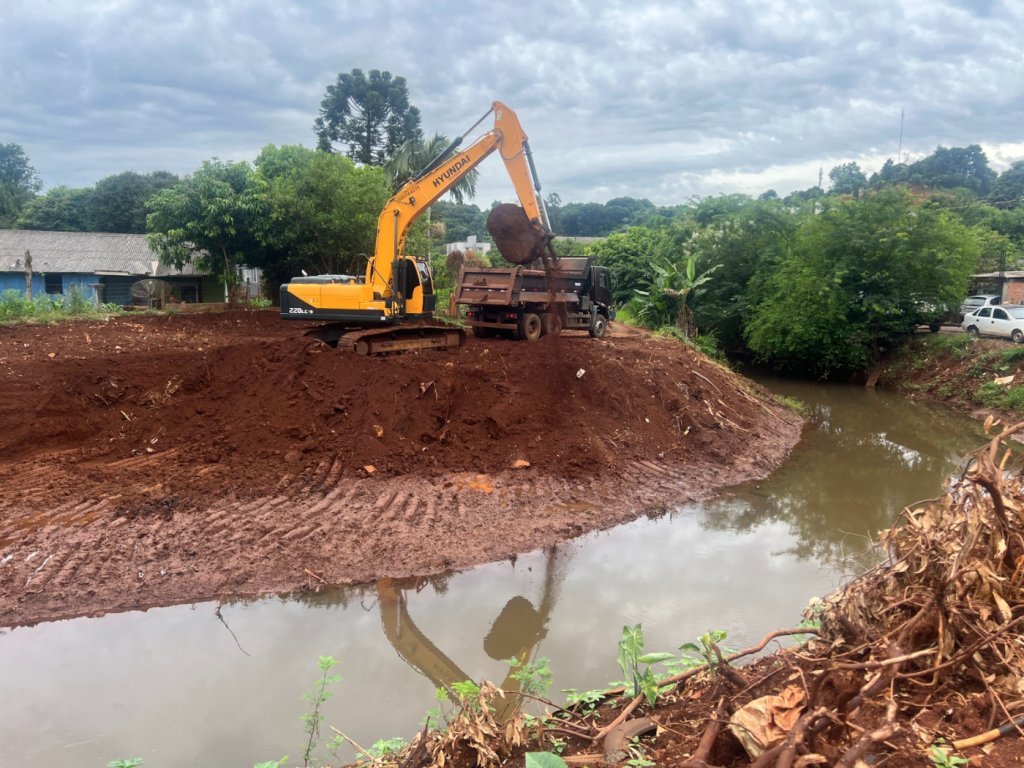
[702,377,985,562]
[377,547,563,720]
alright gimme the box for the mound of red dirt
[0,311,801,625]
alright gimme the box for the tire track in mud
[1,423,798,628]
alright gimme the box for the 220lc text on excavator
[279,101,556,355]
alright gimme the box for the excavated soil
[0,311,800,627]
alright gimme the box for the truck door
[592,267,613,307]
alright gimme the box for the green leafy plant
[617,624,675,705]
[248,296,273,308]
[929,742,968,768]
[300,655,341,767]
[525,752,568,768]
[624,735,656,767]
[107,760,144,768]
[421,687,448,730]
[368,737,408,759]
[506,656,553,696]
[679,629,728,669]
[451,679,482,700]
[562,687,605,714]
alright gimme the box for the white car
[960,294,1002,318]
[961,305,1024,342]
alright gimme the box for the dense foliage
[0,143,42,227]
[745,189,977,376]
[249,144,392,287]
[17,171,179,232]
[146,160,265,287]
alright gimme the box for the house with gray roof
[0,230,261,305]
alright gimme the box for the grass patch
[918,333,975,360]
[975,382,1024,414]
[774,394,807,414]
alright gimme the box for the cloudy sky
[2,0,1022,207]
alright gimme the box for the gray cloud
[1,0,1022,206]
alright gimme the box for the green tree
[90,171,179,232]
[828,162,868,196]
[430,201,488,243]
[746,188,979,377]
[688,195,796,352]
[906,145,997,195]
[587,225,662,304]
[314,69,422,165]
[386,132,479,207]
[16,185,93,231]
[990,160,1024,208]
[146,160,265,294]
[0,143,42,227]
[250,144,392,288]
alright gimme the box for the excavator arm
[374,101,551,304]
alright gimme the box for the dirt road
[0,311,801,626]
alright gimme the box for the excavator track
[307,323,466,355]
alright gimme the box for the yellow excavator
[279,101,554,355]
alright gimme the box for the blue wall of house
[0,273,28,295]
[0,273,99,302]
[2,272,220,304]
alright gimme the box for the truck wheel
[518,313,542,341]
[589,314,608,338]
[471,325,493,339]
[541,313,561,337]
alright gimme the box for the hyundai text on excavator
[279,101,555,355]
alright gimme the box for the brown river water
[0,379,987,766]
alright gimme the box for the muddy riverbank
[0,311,801,626]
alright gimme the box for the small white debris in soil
[372,424,385,438]
[25,551,38,563]
[576,368,586,379]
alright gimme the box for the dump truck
[455,256,614,340]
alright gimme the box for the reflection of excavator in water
[279,101,556,355]
[377,548,564,720]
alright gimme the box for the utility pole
[818,167,823,189]
[897,109,905,164]
[24,250,32,298]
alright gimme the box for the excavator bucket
[487,204,555,265]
